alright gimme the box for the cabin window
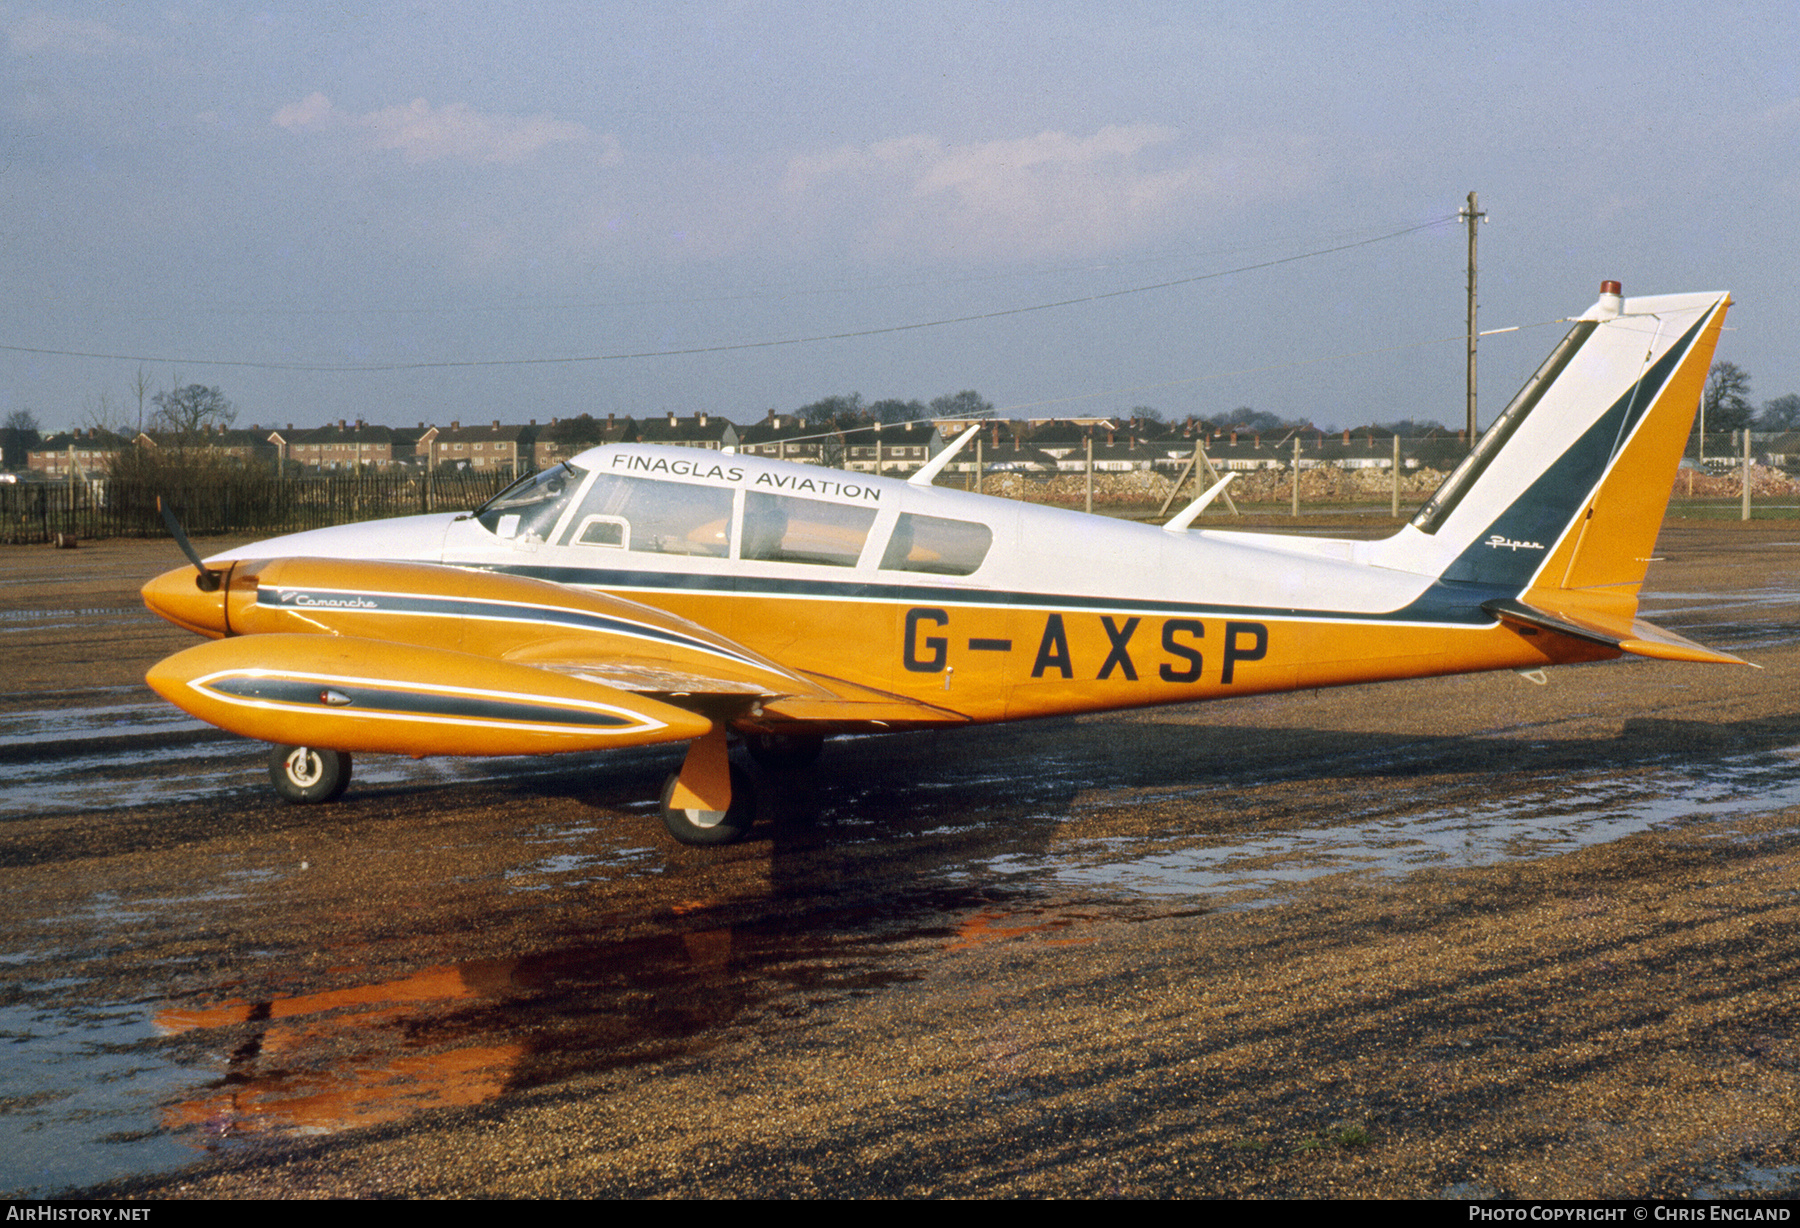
[573,517,627,548]
[559,474,733,557]
[878,514,992,576]
[741,493,877,567]
[474,462,587,542]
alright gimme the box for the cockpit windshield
[474,462,588,542]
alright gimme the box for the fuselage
[197,444,1597,727]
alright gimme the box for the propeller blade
[157,497,223,592]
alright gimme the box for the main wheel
[269,745,352,804]
[744,731,825,771]
[660,763,756,845]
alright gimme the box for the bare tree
[81,388,132,435]
[796,393,863,426]
[132,366,154,434]
[2,408,40,469]
[869,397,928,424]
[1702,362,1754,434]
[150,385,237,461]
[928,390,994,421]
[1758,393,1800,432]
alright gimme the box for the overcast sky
[3,1,1795,436]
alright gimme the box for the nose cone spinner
[142,565,230,638]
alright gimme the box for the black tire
[743,731,825,771]
[660,762,756,845]
[269,745,352,804]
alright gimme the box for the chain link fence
[6,428,1799,544]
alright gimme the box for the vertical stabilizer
[1381,285,1729,616]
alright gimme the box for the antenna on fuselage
[907,422,984,487]
[1162,473,1238,532]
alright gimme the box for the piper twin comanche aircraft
[142,282,1743,845]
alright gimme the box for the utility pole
[1391,432,1400,518]
[1743,429,1752,522]
[1084,434,1094,515]
[1460,191,1486,444]
[1291,435,1301,517]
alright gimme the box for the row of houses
[18,418,566,478]
[6,411,1487,482]
[13,412,733,478]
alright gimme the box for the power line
[91,221,1458,318]
[0,216,1459,375]
[546,317,1566,451]
[995,319,1561,416]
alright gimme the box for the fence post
[1392,434,1400,518]
[1743,430,1752,521]
[1291,436,1300,517]
[1084,435,1093,515]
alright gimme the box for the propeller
[157,497,224,592]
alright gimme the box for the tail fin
[1377,283,1739,663]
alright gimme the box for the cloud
[272,93,615,166]
[779,124,1317,260]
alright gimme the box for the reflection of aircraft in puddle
[157,964,525,1137]
[153,899,1031,1142]
[156,934,742,1139]
[142,284,1742,845]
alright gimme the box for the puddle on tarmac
[1695,1160,1800,1198]
[0,606,151,633]
[1638,585,1800,650]
[503,823,660,890]
[0,734,388,818]
[1641,584,1800,614]
[0,999,196,1196]
[975,746,1800,902]
[0,707,203,750]
[0,885,1008,1195]
[0,712,653,819]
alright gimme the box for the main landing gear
[659,727,757,846]
[743,731,824,772]
[269,745,353,803]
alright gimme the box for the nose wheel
[269,745,352,803]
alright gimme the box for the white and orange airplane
[142,282,1741,844]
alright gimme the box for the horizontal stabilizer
[1482,597,1748,666]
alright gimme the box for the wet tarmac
[3,525,1800,1197]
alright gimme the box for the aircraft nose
[142,565,230,638]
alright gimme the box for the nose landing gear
[269,745,353,804]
